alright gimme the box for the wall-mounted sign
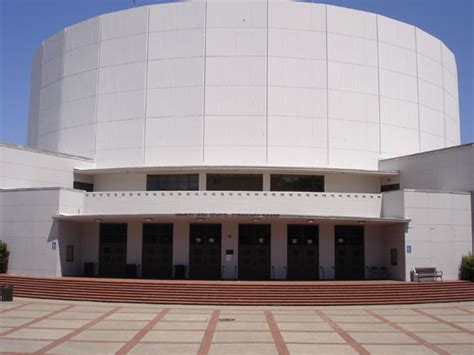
[226,255,232,261]
[407,245,412,254]
[391,248,397,265]
[66,245,74,262]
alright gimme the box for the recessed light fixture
[144,217,153,222]
[252,217,261,222]
[306,219,315,223]
[94,218,103,223]
[196,217,205,222]
[357,220,365,225]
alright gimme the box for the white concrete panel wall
[379,144,474,192]
[221,222,238,279]
[0,144,93,189]
[83,191,382,219]
[403,191,472,280]
[28,1,460,170]
[146,2,205,166]
[0,189,61,275]
[268,1,327,167]
[382,224,406,280]
[58,221,83,276]
[0,188,84,276]
[27,48,43,148]
[327,6,379,169]
[97,7,147,166]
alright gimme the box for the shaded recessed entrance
[99,223,127,277]
[238,224,271,280]
[189,224,222,280]
[141,224,173,279]
[335,225,365,280]
[287,225,319,280]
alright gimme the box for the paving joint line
[264,310,290,355]
[31,306,121,354]
[455,306,474,314]
[0,302,33,314]
[366,310,449,355]
[197,309,220,355]
[115,308,170,354]
[413,308,474,335]
[0,304,75,337]
[315,310,370,355]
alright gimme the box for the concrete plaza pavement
[0,298,473,354]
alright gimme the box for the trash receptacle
[2,284,13,302]
[126,264,137,278]
[84,262,94,277]
[174,265,186,279]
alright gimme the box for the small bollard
[2,284,13,302]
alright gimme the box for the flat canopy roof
[54,213,409,224]
[75,165,399,177]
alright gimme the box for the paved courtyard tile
[129,343,201,354]
[362,344,438,354]
[0,298,472,354]
[48,341,125,354]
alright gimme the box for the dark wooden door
[287,225,319,280]
[335,225,365,280]
[142,224,173,279]
[99,223,127,277]
[189,224,221,280]
[238,224,271,280]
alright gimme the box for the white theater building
[1,0,472,282]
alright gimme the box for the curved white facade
[27,0,460,169]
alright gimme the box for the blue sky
[1,0,472,145]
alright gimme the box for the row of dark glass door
[98,223,364,280]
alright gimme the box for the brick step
[10,286,473,298]
[1,276,466,288]
[2,275,473,306]
[2,278,470,291]
[13,291,472,302]
[8,285,473,297]
[10,287,474,301]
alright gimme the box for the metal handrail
[320,266,325,280]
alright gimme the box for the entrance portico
[55,214,407,281]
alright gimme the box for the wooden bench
[412,267,443,281]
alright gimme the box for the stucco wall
[0,188,84,276]
[380,144,474,192]
[28,0,460,170]
[403,190,472,280]
[0,144,93,189]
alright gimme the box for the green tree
[460,254,474,281]
[0,241,9,273]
